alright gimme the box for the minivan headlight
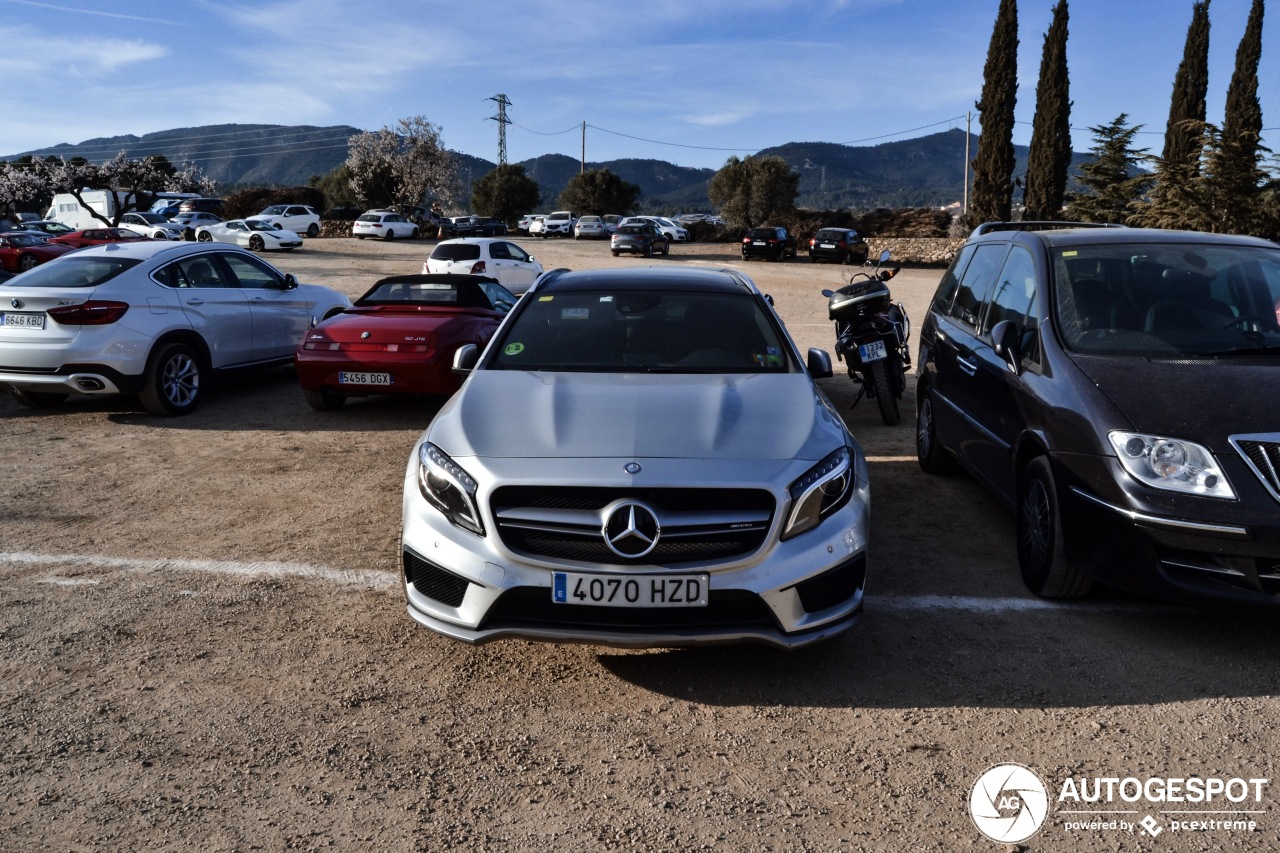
[417,443,485,535]
[782,446,854,540]
[1108,431,1236,499]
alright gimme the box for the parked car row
[5,219,1277,649]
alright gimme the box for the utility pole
[581,121,586,174]
[487,94,512,165]
[963,111,971,215]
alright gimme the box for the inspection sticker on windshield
[504,342,525,356]
[538,296,554,302]
[552,572,709,608]
[561,307,589,320]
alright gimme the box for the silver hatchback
[400,266,870,648]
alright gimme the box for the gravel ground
[2,235,1278,852]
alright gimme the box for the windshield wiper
[1195,345,1280,357]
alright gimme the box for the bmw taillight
[469,261,487,274]
[46,301,129,325]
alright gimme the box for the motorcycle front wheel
[869,359,901,425]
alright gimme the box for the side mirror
[764,293,774,306]
[452,343,480,375]
[282,273,298,290]
[878,249,891,264]
[807,348,834,379]
[821,289,835,298]
[990,320,1022,374]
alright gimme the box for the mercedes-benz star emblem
[602,501,660,559]
[624,462,642,475]
[10,298,22,309]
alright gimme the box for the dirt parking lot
[3,235,1280,851]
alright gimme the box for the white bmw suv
[0,241,350,415]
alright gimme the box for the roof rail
[970,221,1126,236]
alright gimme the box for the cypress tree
[969,0,1019,227]
[1215,0,1266,234]
[1162,1,1211,166]
[1023,0,1072,221]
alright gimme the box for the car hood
[430,370,845,461]
[1071,354,1279,446]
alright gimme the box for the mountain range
[5,125,1089,212]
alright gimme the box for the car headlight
[1108,431,1236,499]
[782,446,855,540]
[417,443,485,535]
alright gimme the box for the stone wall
[865,237,964,266]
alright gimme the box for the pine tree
[1064,114,1152,224]
[1215,0,1266,235]
[1162,1,1211,167]
[1129,121,1217,231]
[968,0,1018,227]
[1023,0,1072,221]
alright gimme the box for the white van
[45,190,140,230]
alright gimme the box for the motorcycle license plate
[858,341,887,362]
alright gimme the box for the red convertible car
[47,227,153,248]
[295,273,518,410]
[0,231,77,272]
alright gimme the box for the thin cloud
[0,0,185,25]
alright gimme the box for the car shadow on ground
[594,602,1280,710]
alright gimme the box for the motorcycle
[821,249,910,425]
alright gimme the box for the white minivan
[45,191,134,231]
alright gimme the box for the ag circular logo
[969,764,1049,843]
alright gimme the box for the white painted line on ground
[2,551,396,591]
[4,551,1184,614]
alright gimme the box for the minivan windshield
[489,289,793,373]
[1053,243,1280,357]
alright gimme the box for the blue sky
[1,0,1276,172]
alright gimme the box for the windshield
[490,289,793,373]
[357,279,506,310]
[245,220,280,232]
[134,213,166,224]
[357,214,382,223]
[1054,243,1280,357]
[3,256,141,288]
[261,205,287,215]
[6,234,50,247]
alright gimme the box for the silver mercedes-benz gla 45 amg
[400,266,870,648]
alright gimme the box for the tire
[384,229,394,241]
[644,243,653,257]
[869,359,900,425]
[1016,456,1093,598]
[248,235,265,252]
[197,231,213,243]
[410,227,419,239]
[662,243,670,256]
[19,254,38,271]
[810,254,817,263]
[612,251,619,257]
[843,252,853,265]
[303,387,346,411]
[915,388,954,474]
[357,236,366,240]
[10,387,67,409]
[306,223,319,238]
[140,342,203,416]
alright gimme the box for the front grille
[490,486,776,566]
[1231,435,1280,503]
[403,550,469,607]
[1157,548,1280,596]
[481,586,779,631]
[792,555,866,613]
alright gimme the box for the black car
[611,223,670,257]
[916,222,1280,606]
[469,216,508,237]
[742,226,797,261]
[809,228,869,265]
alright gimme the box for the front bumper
[1057,451,1280,605]
[400,453,871,649]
